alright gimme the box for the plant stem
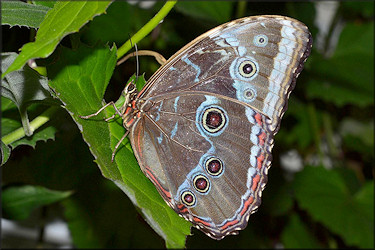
[2,106,59,145]
[308,103,324,164]
[323,111,338,158]
[116,0,177,60]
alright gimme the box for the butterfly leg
[79,101,123,121]
[111,130,130,162]
[104,103,124,121]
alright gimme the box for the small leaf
[293,166,374,248]
[1,52,56,136]
[2,185,73,220]
[1,96,17,112]
[10,126,57,149]
[2,1,112,78]
[1,140,11,165]
[1,1,51,28]
[1,117,21,138]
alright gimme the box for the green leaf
[63,198,102,248]
[1,140,11,165]
[11,126,57,149]
[1,106,59,161]
[47,44,191,247]
[281,214,321,248]
[175,1,233,24]
[307,21,374,107]
[293,166,374,248]
[48,44,120,181]
[2,185,73,220]
[1,1,51,28]
[279,99,315,150]
[1,96,57,165]
[1,1,112,78]
[1,52,56,136]
[32,0,57,9]
[1,96,17,112]
[1,117,21,138]
[342,1,374,19]
[81,1,132,46]
[63,180,165,248]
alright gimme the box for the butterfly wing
[130,15,311,239]
[139,15,311,133]
[129,93,273,239]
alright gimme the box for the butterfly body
[84,15,312,240]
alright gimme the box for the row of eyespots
[180,157,225,207]
[231,34,269,105]
[235,34,268,79]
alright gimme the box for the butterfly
[80,15,312,240]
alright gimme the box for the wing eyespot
[181,190,196,207]
[253,34,268,47]
[205,157,224,177]
[193,174,210,194]
[201,107,227,134]
[239,60,257,78]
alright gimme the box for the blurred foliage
[1,0,373,249]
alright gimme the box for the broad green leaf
[281,214,321,248]
[2,185,73,220]
[47,44,191,248]
[293,166,374,248]
[2,1,112,78]
[307,21,374,107]
[48,44,120,181]
[1,52,56,136]
[1,1,51,28]
[81,1,132,46]
[175,1,233,24]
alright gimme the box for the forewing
[140,15,311,134]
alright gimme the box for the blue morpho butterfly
[80,15,312,239]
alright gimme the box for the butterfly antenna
[128,34,139,85]
[134,43,139,84]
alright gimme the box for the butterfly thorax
[121,81,151,130]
